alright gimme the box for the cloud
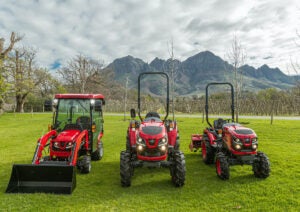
[0,0,300,74]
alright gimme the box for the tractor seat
[145,112,161,122]
[213,118,227,129]
[63,123,83,131]
[76,116,91,130]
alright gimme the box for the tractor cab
[50,94,105,158]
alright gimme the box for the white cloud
[0,0,300,74]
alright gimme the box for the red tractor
[120,72,186,187]
[190,82,270,180]
[6,94,105,194]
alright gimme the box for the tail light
[92,124,96,132]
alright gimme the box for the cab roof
[54,94,105,100]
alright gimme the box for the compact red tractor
[190,82,270,180]
[6,94,105,194]
[120,72,186,187]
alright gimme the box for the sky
[1,0,300,75]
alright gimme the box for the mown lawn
[0,113,299,211]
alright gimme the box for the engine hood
[53,130,81,142]
[139,121,166,139]
[224,124,257,138]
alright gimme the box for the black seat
[213,118,227,129]
[63,123,83,131]
[145,112,160,119]
[76,116,91,130]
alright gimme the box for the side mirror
[44,100,53,112]
[95,100,102,112]
[130,108,136,119]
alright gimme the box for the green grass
[0,113,299,211]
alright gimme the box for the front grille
[51,146,72,152]
[140,149,162,157]
[244,138,251,144]
[148,139,155,145]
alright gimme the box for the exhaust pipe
[6,164,76,194]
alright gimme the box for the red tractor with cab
[120,72,186,187]
[190,82,270,180]
[6,94,105,194]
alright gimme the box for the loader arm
[32,130,57,165]
[70,130,89,166]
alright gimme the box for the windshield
[55,99,91,131]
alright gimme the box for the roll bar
[205,82,235,127]
[138,72,169,121]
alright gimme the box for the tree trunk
[0,99,3,114]
[15,94,26,113]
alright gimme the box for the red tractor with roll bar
[190,82,270,180]
[120,72,186,187]
[6,94,105,194]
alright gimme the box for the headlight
[235,144,242,150]
[90,99,95,106]
[252,144,258,150]
[159,137,168,144]
[53,142,59,148]
[234,138,240,143]
[252,137,258,142]
[66,142,73,149]
[137,145,143,152]
[53,99,58,106]
[160,145,167,152]
[137,137,144,144]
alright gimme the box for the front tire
[120,151,132,187]
[216,152,229,180]
[170,150,186,187]
[253,151,270,178]
[78,155,91,174]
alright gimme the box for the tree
[58,54,104,93]
[226,35,246,122]
[0,32,22,113]
[6,47,42,112]
[164,39,182,119]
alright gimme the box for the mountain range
[107,51,297,95]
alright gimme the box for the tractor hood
[52,130,81,142]
[224,124,257,139]
[139,121,166,139]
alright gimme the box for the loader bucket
[5,164,76,194]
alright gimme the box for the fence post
[270,100,274,125]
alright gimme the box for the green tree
[0,32,22,113]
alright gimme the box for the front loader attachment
[6,164,76,194]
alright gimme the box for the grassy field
[0,113,299,211]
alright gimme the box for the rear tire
[120,151,132,187]
[202,138,215,164]
[170,150,186,187]
[253,152,270,178]
[216,152,229,180]
[91,142,104,161]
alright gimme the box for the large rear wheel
[215,152,229,180]
[170,150,186,187]
[91,141,104,161]
[253,152,270,178]
[120,151,132,187]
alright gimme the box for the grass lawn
[0,113,299,211]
